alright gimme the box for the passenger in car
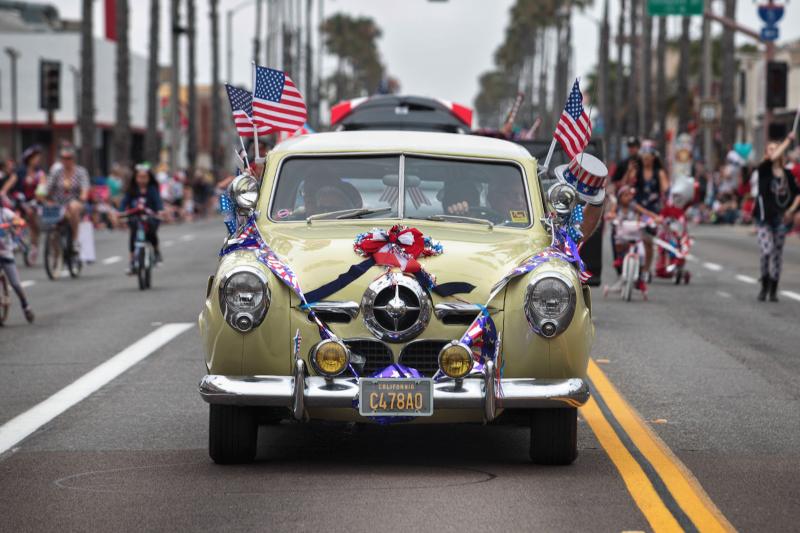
[302,175,363,216]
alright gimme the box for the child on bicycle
[120,163,164,274]
[0,201,34,323]
[605,185,661,279]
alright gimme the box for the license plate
[359,378,433,417]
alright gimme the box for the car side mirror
[229,174,260,216]
[547,183,578,216]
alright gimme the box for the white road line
[0,323,193,456]
[716,290,732,299]
[781,291,800,303]
[703,262,722,272]
[102,255,122,265]
[735,274,757,284]
[21,280,35,288]
[163,240,175,248]
[179,234,195,242]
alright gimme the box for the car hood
[257,220,551,305]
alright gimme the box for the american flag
[252,65,307,133]
[225,84,270,136]
[554,79,592,159]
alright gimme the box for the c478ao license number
[359,378,433,417]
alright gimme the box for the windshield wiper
[425,214,494,229]
[337,207,392,219]
[306,207,391,223]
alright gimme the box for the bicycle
[121,205,157,290]
[40,204,82,280]
[0,219,24,325]
[604,219,650,302]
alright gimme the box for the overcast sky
[56,0,800,110]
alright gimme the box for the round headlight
[224,271,265,311]
[218,267,270,332]
[311,339,350,377]
[524,272,576,338]
[229,174,260,213]
[438,342,474,379]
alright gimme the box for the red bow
[355,225,428,272]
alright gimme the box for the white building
[0,30,151,171]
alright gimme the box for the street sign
[760,26,779,42]
[699,100,720,125]
[647,0,704,16]
[757,4,784,25]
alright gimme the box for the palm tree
[209,0,222,178]
[627,0,639,136]
[720,0,737,150]
[145,0,160,165]
[656,16,666,155]
[113,0,131,166]
[599,0,611,156]
[79,0,95,175]
[614,0,625,158]
[186,0,197,175]
[641,6,653,137]
[677,16,691,134]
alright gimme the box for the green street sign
[647,0,704,16]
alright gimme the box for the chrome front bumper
[199,360,590,423]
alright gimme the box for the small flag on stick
[225,84,271,137]
[554,79,592,159]
[252,65,308,134]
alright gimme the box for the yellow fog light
[311,339,350,377]
[438,342,474,379]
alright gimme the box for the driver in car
[442,178,528,224]
[302,175,363,216]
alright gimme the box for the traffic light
[39,60,60,111]
[766,61,787,109]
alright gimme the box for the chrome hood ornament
[361,272,431,343]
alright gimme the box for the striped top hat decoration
[553,152,608,204]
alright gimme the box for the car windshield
[270,156,401,221]
[403,156,530,227]
[269,155,531,228]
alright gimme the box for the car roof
[273,131,532,160]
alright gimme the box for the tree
[321,14,385,101]
[614,0,626,156]
[209,0,222,178]
[677,16,691,134]
[719,0,737,150]
[656,16,667,156]
[599,0,611,156]
[113,0,131,166]
[642,5,653,137]
[186,0,197,174]
[79,0,95,175]
[627,0,639,136]
[474,71,516,128]
[145,0,160,165]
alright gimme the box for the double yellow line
[582,359,735,532]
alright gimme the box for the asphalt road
[0,218,798,532]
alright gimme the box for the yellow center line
[586,358,736,533]
[581,396,683,532]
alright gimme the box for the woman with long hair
[755,131,800,301]
[119,163,164,274]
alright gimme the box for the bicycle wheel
[144,246,153,289]
[65,227,82,278]
[137,247,147,290]
[0,274,9,325]
[621,254,636,302]
[44,230,63,280]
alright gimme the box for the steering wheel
[466,206,505,224]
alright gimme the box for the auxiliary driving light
[310,339,350,377]
[438,342,474,379]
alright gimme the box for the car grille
[344,339,393,376]
[398,340,449,377]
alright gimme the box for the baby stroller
[654,176,694,284]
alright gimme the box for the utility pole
[305,0,313,126]
[317,0,324,125]
[254,0,262,65]
[4,47,20,158]
[170,0,182,174]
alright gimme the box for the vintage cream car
[199,131,593,465]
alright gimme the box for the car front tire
[529,408,578,465]
[209,404,258,464]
